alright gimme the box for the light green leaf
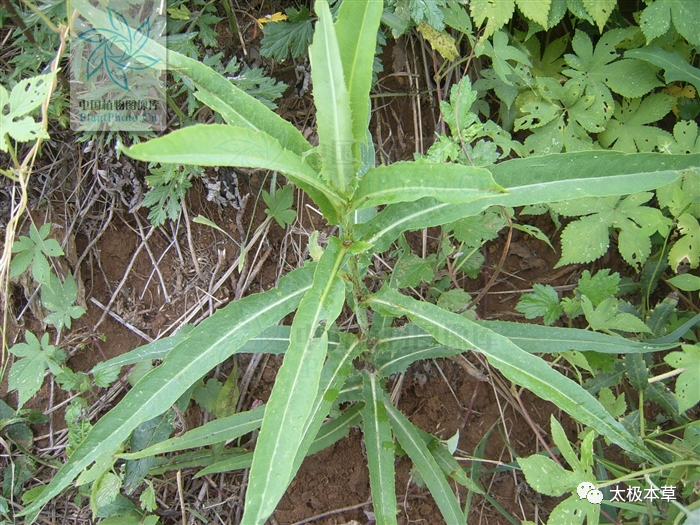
[243,238,348,525]
[577,269,619,307]
[41,273,86,331]
[121,124,342,223]
[517,455,580,496]
[309,0,355,195]
[470,0,515,38]
[357,152,699,252]
[0,72,56,151]
[362,372,398,525]
[564,29,662,100]
[263,186,297,228]
[582,0,616,31]
[626,47,700,93]
[667,273,700,292]
[581,296,652,334]
[18,265,314,519]
[120,404,265,459]
[367,287,654,461]
[351,161,504,210]
[516,284,563,325]
[384,400,465,524]
[476,320,676,354]
[9,332,66,409]
[516,0,551,27]
[598,95,674,153]
[553,192,672,269]
[335,0,382,150]
[639,0,700,46]
[669,213,700,270]
[664,345,700,412]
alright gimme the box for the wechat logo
[577,482,604,504]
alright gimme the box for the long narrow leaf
[309,0,356,194]
[351,162,504,210]
[384,399,466,524]
[476,321,677,354]
[291,335,362,472]
[242,238,349,524]
[118,405,265,459]
[19,266,314,518]
[367,287,656,463]
[357,153,700,250]
[362,371,398,525]
[335,0,382,148]
[122,124,343,222]
[195,407,363,477]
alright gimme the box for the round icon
[586,489,604,504]
[577,481,596,500]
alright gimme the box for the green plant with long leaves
[17,0,700,523]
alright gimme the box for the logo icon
[577,482,604,504]
[76,8,159,90]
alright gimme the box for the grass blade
[384,399,466,524]
[362,371,398,525]
[367,287,656,463]
[18,266,314,518]
[242,238,348,524]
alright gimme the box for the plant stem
[596,460,700,489]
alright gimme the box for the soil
[0,8,655,525]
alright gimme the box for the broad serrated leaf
[564,29,662,101]
[517,455,581,496]
[260,7,313,61]
[554,193,671,269]
[41,273,86,331]
[598,94,674,153]
[664,345,700,412]
[516,0,551,27]
[10,223,64,282]
[640,0,700,46]
[470,0,515,38]
[392,253,435,288]
[263,186,297,228]
[515,284,563,325]
[9,332,65,409]
[416,21,458,61]
[661,120,700,155]
[577,269,619,307]
[582,0,616,31]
